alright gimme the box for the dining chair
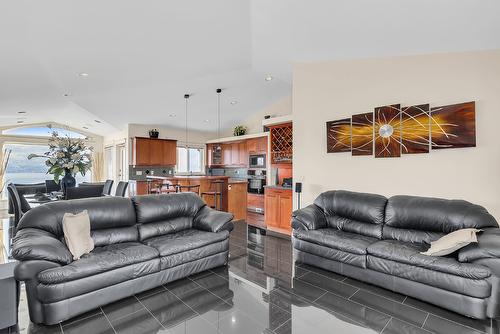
[114,181,129,197]
[7,184,25,231]
[65,185,104,200]
[102,180,114,195]
[45,179,61,193]
[8,182,43,214]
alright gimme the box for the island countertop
[146,175,230,180]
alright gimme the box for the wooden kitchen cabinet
[247,136,267,154]
[265,187,292,235]
[227,181,248,221]
[132,137,177,166]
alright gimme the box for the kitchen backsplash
[129,165,175,181]
[207,167,248,179]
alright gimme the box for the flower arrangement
[28,130,93,183]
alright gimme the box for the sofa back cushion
[132,193,206,241]
[383,195,498,243]
[314,190,388,238]
[17,197,138,246]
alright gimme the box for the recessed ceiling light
[18,111,27,114]
[94,119,101,123]
[78,73,89,77]
[265,75,273,81]
[230,100,238,105]
[63,93,71,97]
[169,114,176,117]
[82,126,89,130]
[204,119,210,123]
[17,120,24,124]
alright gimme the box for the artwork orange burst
[326,101,475,157]
[374,104,401,158]
[326,118,351,153]
[431,101,476,149]
[351,112,373,156]
[401,104,430,154]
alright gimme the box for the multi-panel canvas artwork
[374,104,401,158]
[326,101,476,158]
[326,118,351,153]
[351,112,373,156]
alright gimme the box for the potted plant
[28,130,93,193]
[233,125,247,136]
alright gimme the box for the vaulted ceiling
[1,0,499,136]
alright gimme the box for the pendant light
[216,88,222,138]
[184,93,190,147]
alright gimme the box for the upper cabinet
[270,123,293,164]
[247,137,267,154]
[132,137,177,166]
[207,136,264,168]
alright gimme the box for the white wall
[293,50,500,220]
[128,124,214,147]
[222,96,292,136]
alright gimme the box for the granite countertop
[146,175,230,180]
[264,185,293,190]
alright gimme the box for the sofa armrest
[193,206,234,233]
[291,204,327,231]
[459,228,500,262]
[14,260,61,281]
[12,228,73,265]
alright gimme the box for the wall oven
[249,154,266,168]
[247,169,266,194]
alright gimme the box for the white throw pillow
[420,228,481,257]
[62,210,94,260]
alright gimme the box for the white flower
[49,158,57,164]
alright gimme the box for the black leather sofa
[292,190,500,319]
[11,193,234,325]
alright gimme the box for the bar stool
[201,180,224,210]
[178,184,201,196]
[160,180,179,194]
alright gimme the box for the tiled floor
[3,220,500,334]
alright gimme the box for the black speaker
[295,182,302,193]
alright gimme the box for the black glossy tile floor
[4,220,500,334]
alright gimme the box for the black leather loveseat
[292,190,500,319]
[12,193,234,325]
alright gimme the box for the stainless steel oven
[247,169,266,194]
[249,154,266,168]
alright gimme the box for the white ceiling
[1,0,499,136]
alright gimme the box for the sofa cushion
[160,239,229,269]
[293,228,378,255]
[367,256,491,299]
[383,195,498,243]
[292,238,367,268]
[143,229,229,257]
[313,190,387,238]
[367,240,491,280]
[37,242,159,284]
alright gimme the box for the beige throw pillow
[421,228,481,257]
[62,210,94,260]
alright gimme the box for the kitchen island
[129,176,248,219]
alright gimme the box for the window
[176,147,204,174]
[4,143,91,184]
[104,146,113,179]
[3,126,87,138]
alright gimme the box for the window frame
[176,145,205,175]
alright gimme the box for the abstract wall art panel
[374,104,401,158]
[431,101,476,149]
[351,112,373,156]
[326,118,351,153]
[401,104,430,154]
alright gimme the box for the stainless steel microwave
[249,154,266,168]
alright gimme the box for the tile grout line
[347,288,360,300]
[99,307,117,334]
[420,312,430,329]
[379,316,392,334]
[134,295,167,330]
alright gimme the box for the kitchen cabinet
[247,137,267,154]
[265,187,292,235]
[206,144,223,167]
[208,140,249,167]
[132,137,177,166]
[227,181,248,221]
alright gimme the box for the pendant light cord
[184,94,189,147]
[217,89,221,138]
